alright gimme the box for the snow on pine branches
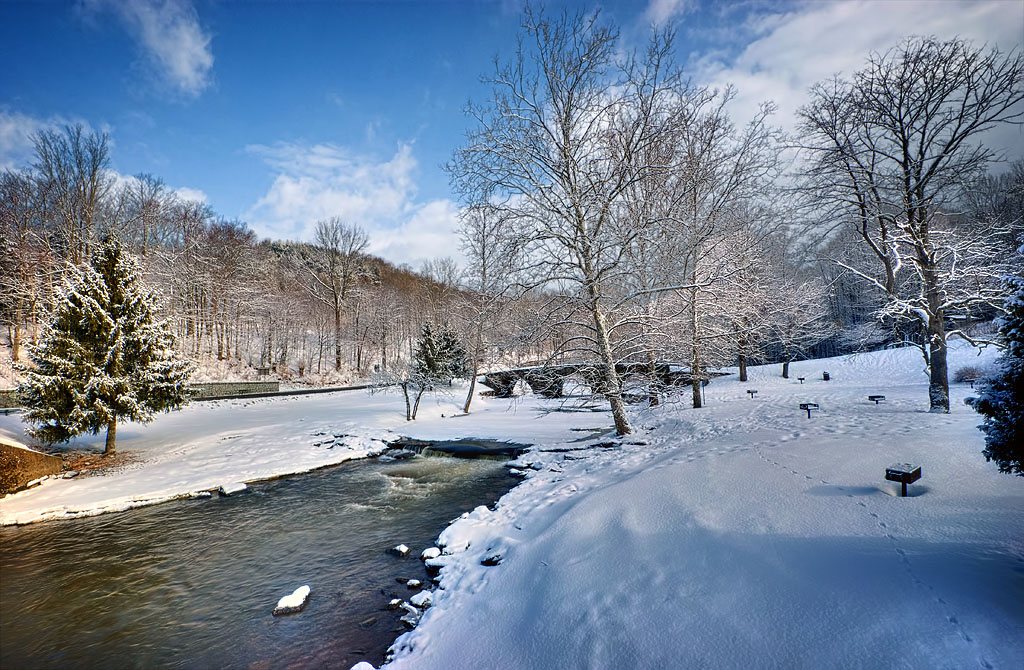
[19,234,193,455]
[974,259,1024,475]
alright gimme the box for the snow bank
[384,343,1023,669]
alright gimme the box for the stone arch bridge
[480,362,727,399]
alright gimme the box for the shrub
[953,365,987,383]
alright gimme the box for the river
[0,453,516,669]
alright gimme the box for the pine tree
[436,325,469,383]
[19,234,193,455]
[974,261,1024,475]
[412,322,446,382]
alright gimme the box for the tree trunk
[412,387,425,420]
[646,351,660,407]
[782,359,790,379]
[926,315,949,413]
[588,287,631,435]
[402,382,412,421]
[689,283,702,409]
[464,323,483,413]
[104,418,117,456]
[921,239,949,412]
[334,303,342,372]
[11,296,23,362]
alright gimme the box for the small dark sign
[747,389,758,398]
[868,395,886,404]
[885,463,922,497]
[799,402,819,419]
[797,377,805,384]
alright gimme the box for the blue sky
[2,0,1022,267]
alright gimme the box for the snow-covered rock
[62,470,80,479]
[218,482,247,496]
[420,547,441,560]
[349,662,376,670]
[424,557,446,572]
[406,579,422,589]
[399,602,421,628]
[409,590,433,608]
[272,585,310,615]
[391,543,410,556]
[387,598,404,610]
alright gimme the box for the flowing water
[0,453,516,669]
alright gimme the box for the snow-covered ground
[2,343,1021,668]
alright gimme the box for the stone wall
[0,439,63,495]
[187,381,280,399]
[0,389,25,409]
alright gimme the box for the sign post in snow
[799,402,819,419]
[885,464,922,497]
[797,377,805,384]
[868,395,886,404]
[747,390,758,399]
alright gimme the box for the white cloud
[173,185,207,203]
[0,109,97,171]
[643,0,690,27]
[689,0,1024,158]
[0,109,52,170]
[246,141,462,267]
[369,199,464,269]
[88,0,213,97]
[104,169,208,205]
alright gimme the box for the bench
[799,402,819,419]
[868,395,886,404]
[885,463,921,497]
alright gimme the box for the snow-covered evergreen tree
[412,322,445,383]
[19,234,193,455]
[974,260,1024,475]
[436,325,469,383]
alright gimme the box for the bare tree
[31,124,111,265]
[0,170,53,361]
[661,91,782,405]
[307,218,369,371]
[457,204,520,412]
[448,8,685,434]
[798,37,1024,412]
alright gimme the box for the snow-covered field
[2,343,1021,669]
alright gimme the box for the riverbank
[0,385,595,525]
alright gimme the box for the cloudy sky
[2,0,1022,268]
